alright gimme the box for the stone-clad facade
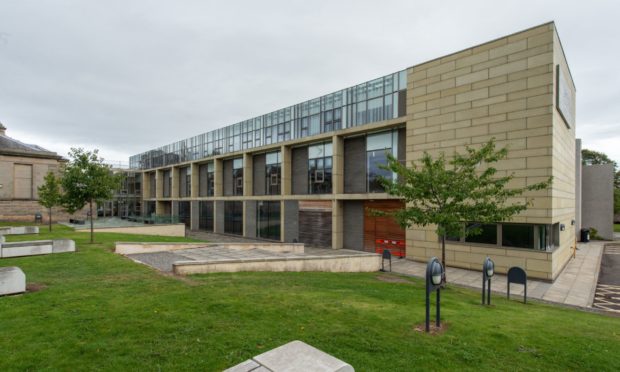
[132,23,577,280]
[0,123,84,222]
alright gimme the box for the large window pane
[465,224,497,245]
[502,224,535,249]
[367,150,391,193]
[257,201,281,240]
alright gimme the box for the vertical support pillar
[332,199,343,249]
[191,163,199,199]
[155,169,164,215]
[171,166,180,199]
[142,171,150,199]
[281,145,292,196]
[214,159,223,197]
[214,200,225,234]
[243,153,253,197]
[190,200,199,231]
[332,135,344,195]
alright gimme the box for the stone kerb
[0,266,26,296]
[225,340,354,372]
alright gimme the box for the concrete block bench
[0,239,75,258]
[0,226,39,236]
[0,266,26,296]
[225,340,354,372]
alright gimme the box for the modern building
[0,122,77,222]
[130,22,576,281]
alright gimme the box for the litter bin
[34,212,43,224]
[580,228,590,243]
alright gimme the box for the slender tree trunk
[48,207,52,232]
[441,233,447,284]
[89,200,94,244]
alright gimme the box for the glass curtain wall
[308,142,333,194]
[178,201,191,227]
[265,151,281,195]
[224,201,243,235]
[232,158,243,196]
[199,201,214,231]
[130,70,407,169]
[366,130,398,193]
[257,201,281,241]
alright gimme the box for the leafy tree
[37,172,63,232]
[378,139,552,281]
[615,189,620,215]
[61,148,121,243]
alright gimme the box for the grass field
[1,223,619,371]
[614,223,620,233]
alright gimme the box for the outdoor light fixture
[425,257,444,332]
[560,224,566,231]
[482,257,494,305]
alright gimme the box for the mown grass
[614,223,620,233]
[0,223,619,371]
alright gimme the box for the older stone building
[130,22,576,280]
[0,123,75,222]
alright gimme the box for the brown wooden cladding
[363,200,405,252]
[298,200,332,247]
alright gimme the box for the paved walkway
[391,241,605,308]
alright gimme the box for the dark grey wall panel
[190,200,199,231]
[215,200,225,233]
[199,164,209,196]
[292,146,308,195]
[171,201,179,217]
[398,90,407,117]
[179,167,189,197]
[245,200,257,238]
[398,128,406,163]
[343,201,364,250]
[253,154,266,196]
[163,170,171,197]
[344,136,366,193]
[283,200,299,243]
[223,160,233,196]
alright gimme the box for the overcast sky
[1,0,619,166]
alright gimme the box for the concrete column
[191,163,199,198]
[171,201,179,219]
[245,201,256,238]
[281,145,292,196]
[155,169,163,199]
[332,135,344,195]
[214,200,225,233]
[156,201,164,215]
[214,159,223,197]
[171,167,180,199]
[142,171,150,199]
[190,200,199,231]
[331,199,343,249]
[243,153,253,197]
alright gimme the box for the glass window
[367,131,393,151]
[224,201,243,235]
[465,224,497,245]
[257,201,281,240]
[266,151,281,195]
[308,142,333,194]
[502,224,535,249]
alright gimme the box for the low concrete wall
[0,266,26,296]
[0,226,39,235]
[115,242,305,255]
[173,254,381,275]
[76,224,186,237]
[1,239,75,258]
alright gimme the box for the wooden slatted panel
[298,200,332,247]
[363,200,405,253]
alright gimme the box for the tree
[378,139,552,282]
[61,148,121,243]
[37,172,63,232]
[582,148,619,188]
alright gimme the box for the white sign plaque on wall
[556,64,575,129]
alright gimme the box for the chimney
[0,121,5,136]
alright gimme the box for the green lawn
[614,223,620,233]
[0,223,619,371]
